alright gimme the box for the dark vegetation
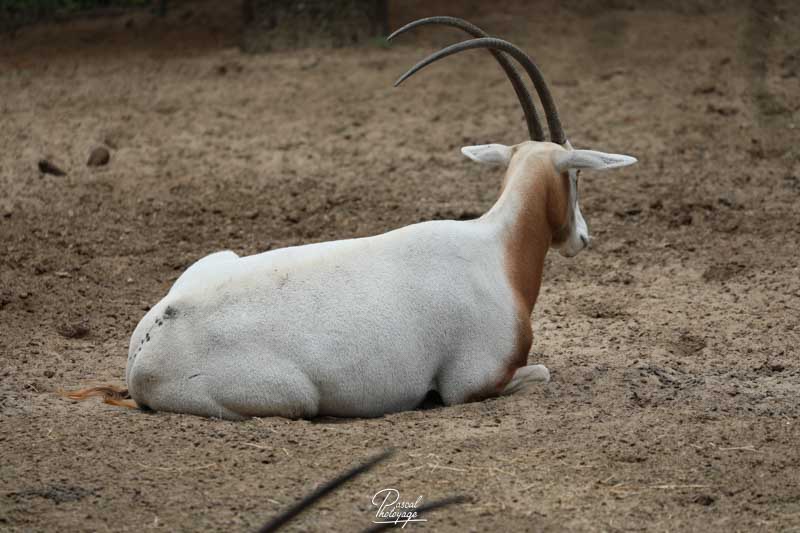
[0,0,155,29]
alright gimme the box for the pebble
[87,146,110,167]
[38,159,66,176]
[57,323,90,339]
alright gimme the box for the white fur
[125,141,636,420]
[553,149,637,172]
[462,142,635,258]
[461,144,513,165]
[551,148,636,257]
[127,221,522,419]
[554,187,589,258]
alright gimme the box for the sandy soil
[1,1,799,531]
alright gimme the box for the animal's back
[126,220,519,418]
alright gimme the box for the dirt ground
[1,0,799,531]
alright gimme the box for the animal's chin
[557,241,586,258]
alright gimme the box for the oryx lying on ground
[67,17,636,420]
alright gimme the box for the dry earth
[1,1,799,531]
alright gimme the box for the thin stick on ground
[256,449,394,533]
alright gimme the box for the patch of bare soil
[1,1,799,531]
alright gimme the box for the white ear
[553,149,637,172]
[460,144,513,166]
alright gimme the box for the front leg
[500,364,550,396]
[438,312,538,405]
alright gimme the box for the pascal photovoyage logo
[371,488,427,528]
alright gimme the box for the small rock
[614,207,642,219]
[0,290,12,308]
[38,159,66,176]
[87,147,110,167]
[692,494,716,506]
[599,68,627,81]
[717,194,736,208]
[706,104,738,116]
[0,199,12,218]
[57,322,90,339]
[44,370,55,378]
[769,363,786,372]
[693,84,719,95]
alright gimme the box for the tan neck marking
[486,151,560,316]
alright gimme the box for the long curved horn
[395,37,567,145]
[388,17,544,141]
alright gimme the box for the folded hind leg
[500,364,550,396]
[129,348,320,420]
[207,361,320,420]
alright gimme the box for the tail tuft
[61,385,138,409]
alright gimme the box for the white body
[127,221,521,419]
[125,143,635,419]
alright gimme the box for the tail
[61,385,138,409]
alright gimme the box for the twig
[257,450,393,533]
[480,466,516,477]
[429,463,467,473]
[135,462,216,473]
[241,443,269,450]
[609,483,710,492]
[651,484,710,490]
[718,446,760,453]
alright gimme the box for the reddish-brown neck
[485,153,557,316]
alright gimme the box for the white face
[460,142,637,259]
[552,168,590,258]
